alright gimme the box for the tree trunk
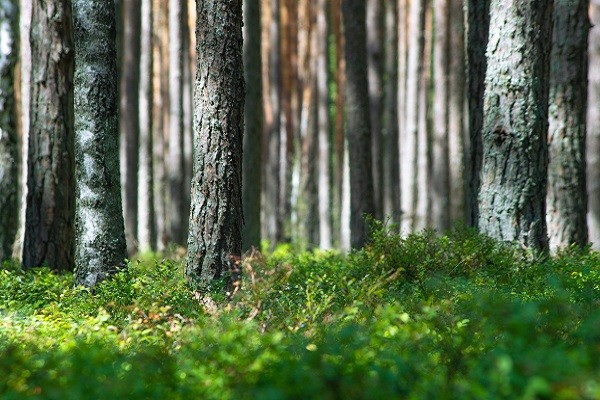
[137,0,155,252]
[186,0,244,287]
[73,0,127,287]
[242,0,263,251]
[119,0,140,254]
[0,0,19,260]
[24,0,75,270]
[588,1,600,249]
[478,0,553,251]
[342,0,374,248]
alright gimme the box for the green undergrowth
[2,224,600,399]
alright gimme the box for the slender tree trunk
[24,0,75,270]
[367,0,384,220]
[119,0,141,254]
[0,0,19,260]
[182,2,193,243]
[588,1,600,249]
[242,0,263,251]
[137,0,155,252]
[186,0,244,287]
[396,0,408,230]
[73,0,127,287]
[478,0,554,251]
[342,0,374,248]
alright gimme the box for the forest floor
[1,224,600,399]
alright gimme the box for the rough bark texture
[242,0,263,251]
[478,0,553,251]
[186,0,244,287]
[589,1,600,249]
[0,0,19,260]
[24,0,75,270]
[73,0,127,287]
[119,0,140,254]
[342,0,374,248]
[137,0,155,251]
[546,0,589,251]
[464,0,489,227]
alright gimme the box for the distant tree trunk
[400,0,426,233]
[383,0,400,224]
[431,0,450,232]
[478,0,553,251]
[24,0,75,269]
[588,1,600,249]
[73,0,127,287]
[0,0,19,260]
[119,0,141,254]
[317,0,332,249]
[546,0,589,250]
[464,0,489,227]
[137,0,155,252]
[342,0,374,248]
[186,0,243,286]
[396,0,408,229]
[242,0,263,251]
[367,0,384,220]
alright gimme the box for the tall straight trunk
[342,0,374,248]
[24,0,75,270]
[242,0,263,251]
[589,1,600,249]
[431,0,450,232]
[186,0,244,286]
[73,0,127,287]
[137,0,155,251]
[182,2,193,243]
[546,0,589,250]
[400,0,426,233]
[367,0,384,220]
[464,0,489,227]
[0,0,19,260]
[478,0,553,251]
[396,0,407,230]
[383,0,400,224]
[317,0,332,249]
[168,0,186,245]
[119,0,141,254]
[448,0,466,224]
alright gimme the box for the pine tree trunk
[478,0,553,251]
[342,0,374,248]
[24,0,75,270]
[0,0,19,260]
[73,0,127,287]
[588,1,600,249]
[242,0,263,251]
[186,0,244,287]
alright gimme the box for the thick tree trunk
[478,0,553,251]
[0,0,19,260]
[119,0,140,254]
[137,0,155,251]
[186,0,244,287]
[342,0,374,248]
[73,0,127,287]
[24,0,75,270]
[242,0,263,251]
[589,1,600,249]
[546,0,589,250]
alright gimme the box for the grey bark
[24,0,75,270]
[242,0,263,251]
[342,0,374,248]
[119,0,140,254]
[73,0,127,287]
[186,0,244,287]
[589,1,600,249]
[478,0,554,251]
[0,0,19,260]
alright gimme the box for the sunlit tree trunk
[588,1,600,249]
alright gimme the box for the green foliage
[2,226,600,399]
